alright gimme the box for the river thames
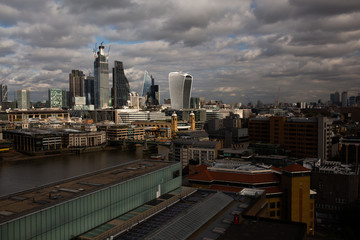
[0,146,169,197]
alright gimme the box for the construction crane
[106,45,111,62]
[92,43,98,58]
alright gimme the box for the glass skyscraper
[113,61,130,108]
[142,70,152,97]
[84,75,95,106]
[94,43,110,109]
[0,84,8,103]
[168,72,193,109]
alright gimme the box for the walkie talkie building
[168,72,193,109]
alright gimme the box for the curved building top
[168,72,193,110]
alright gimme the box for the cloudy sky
[1,0,360,104]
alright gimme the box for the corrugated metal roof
[147,192,233,240]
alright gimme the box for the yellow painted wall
[267,197,282,220]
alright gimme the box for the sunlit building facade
[48,89,66,108]
[17,90,30,110]
[168,72,193,109]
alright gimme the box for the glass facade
[48,89,66,108]
[169,72,193,109]
[0,84,8,102]
[113,61,130,108]
[84,76,95,106]
[0,163,182,240]
[94,44,109,109]
[142,70,152,97]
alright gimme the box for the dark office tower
[144,73,160,106]
[330,93,335,105]
[94,43,110,109]
[84,75,95,105]
[69,70,85,107]
[341,91,348,107]
[190,97,200,109]
[334,91,340,105]
[113,61,130,108]
[349,96,356,106]
[0,84,8,103]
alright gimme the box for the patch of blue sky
[227,34,237,39]
[237,43,247,50]
[0,23,15,28]
[250,0,257,10]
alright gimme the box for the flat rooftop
[218,216,306,240]
[0,160,178,224]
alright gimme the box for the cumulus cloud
[0,0,360,103]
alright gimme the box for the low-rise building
[188,162,315,235]
[132,120,172,139]
[7,109,70,122]
[172,138,221,168]
[63,129,106,148]
[3,129,63,154]
[106,125,145,141]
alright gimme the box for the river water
[0,146,169,197]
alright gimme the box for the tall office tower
[94,43,110,109]
[0,84,8,103]
[341,91,348,107]
[84,75,95,105]
[142,70,152,97]
[17,89,30,109]
[330,93,335,105]
[143,73,160,106]
[190,97,200,109]
[334,91,340,105]
[69,70,85,107]
[48,89,66,108]
[168,72,193,109]
[113,61,130,108]
[349,96,356,106]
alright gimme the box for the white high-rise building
[168,72,193,109]
[17,90,30,110]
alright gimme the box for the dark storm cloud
[1,0,360,104]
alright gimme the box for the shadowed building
[69,70,85,107]
[113,61,130,108]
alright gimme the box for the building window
[277,202,280,208]
[277,210,280,216]
[270,211,276,217]
[270,202,276,208]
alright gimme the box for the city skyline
[1,0,360,104]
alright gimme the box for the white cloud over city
[1,0,360,104]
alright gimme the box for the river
[0,146,169,197]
